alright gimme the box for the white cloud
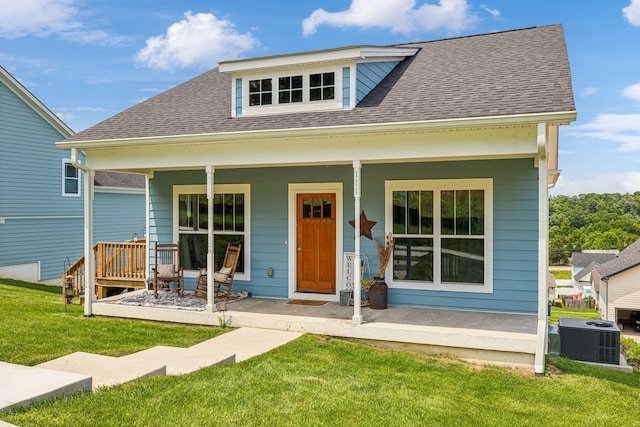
[623,0,640,26]
[622,82,640,101]
[135,11,259,71]
[581,87,597,96]
[302,0,477,36]
[552,172,640,195]
[0,0,81,37]
[568,113,640,151]
[0,0,129,45]
[480,4,500,17]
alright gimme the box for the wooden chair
[152,242,184,297]
[214,243,241,298]
[193,243,242,300]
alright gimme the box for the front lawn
[1,279,639,426]
[0,279,223,365]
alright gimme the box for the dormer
[219,45,419,118]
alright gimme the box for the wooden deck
[63,241,147,301]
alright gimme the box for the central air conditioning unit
[558,317,620,365]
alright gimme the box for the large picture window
[174,184,250,279]
[385,179,492,293]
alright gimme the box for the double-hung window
[62,159,80,196]
[385,179,492,293]
[175,184,250,279]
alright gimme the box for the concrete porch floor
[94,291,539,369]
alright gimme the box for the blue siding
[235,78,242,117]
[342,67,350,108]
[356,61,400,103]
[1,78,145,281]
[94,191,146,242]
[149,159,539,313]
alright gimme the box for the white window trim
[62,158,81,197]
[173,184,251,280]
[384,178,493,294]
[239,65,344,117]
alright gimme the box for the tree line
[549,192,640,265]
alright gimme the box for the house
[0,66,146,284]
[571,250,618,296]
[593,239,640,326]
[57,25,576,373]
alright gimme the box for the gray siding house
[0,66,145,283]
[58,25,576,373]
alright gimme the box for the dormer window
[278,75,303,104]
[309,72,335,101]
[249,79,272,106]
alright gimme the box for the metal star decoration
[349,211,377,240]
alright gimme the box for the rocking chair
[152,242,184,297]
[194,243,241,299]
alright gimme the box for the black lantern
[64,275,75,304]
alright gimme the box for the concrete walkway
[0,327,302,413]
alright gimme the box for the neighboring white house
[593,240,640,325]
[571,250,618,297]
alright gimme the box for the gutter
[71,148,95,317]
[56,111,577,150]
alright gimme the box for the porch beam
[352,160,362,325]
[206,165,215,313]
[534,123,549,375]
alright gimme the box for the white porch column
[535,122,549,375]
[206,165,215,313]
[144,174,151,287]
[83,167,95,317]
[352,160,363,325]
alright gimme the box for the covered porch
[93,291,538,368]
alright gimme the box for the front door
[296,193,336,293]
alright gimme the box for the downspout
[352,160,363,325]
[71,148,95,317]
[534,123,549,375]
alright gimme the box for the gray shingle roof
[94,171,145,189]
[571,252,618,270]
[66,24,575,143]
[595,239,640,279]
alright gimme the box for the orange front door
[296,193,336,293]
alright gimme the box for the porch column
[83,167,95,317]
[352,160,363,325]
[206,165,215,313]
[534,123,549,375]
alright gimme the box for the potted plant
[367,233,394,309]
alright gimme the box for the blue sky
[1,0,639,196]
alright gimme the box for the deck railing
[62,240,147,302]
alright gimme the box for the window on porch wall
[177,189,247,273]
[386,179,492,292]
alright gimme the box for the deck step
[36,352,166,390]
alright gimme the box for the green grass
[1,280,639,426]
[549,307,599,325]
[0,279,225,365]
[549,269,572,280]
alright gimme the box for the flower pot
[369,279,387,309]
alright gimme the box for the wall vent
[559,317,620,365]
